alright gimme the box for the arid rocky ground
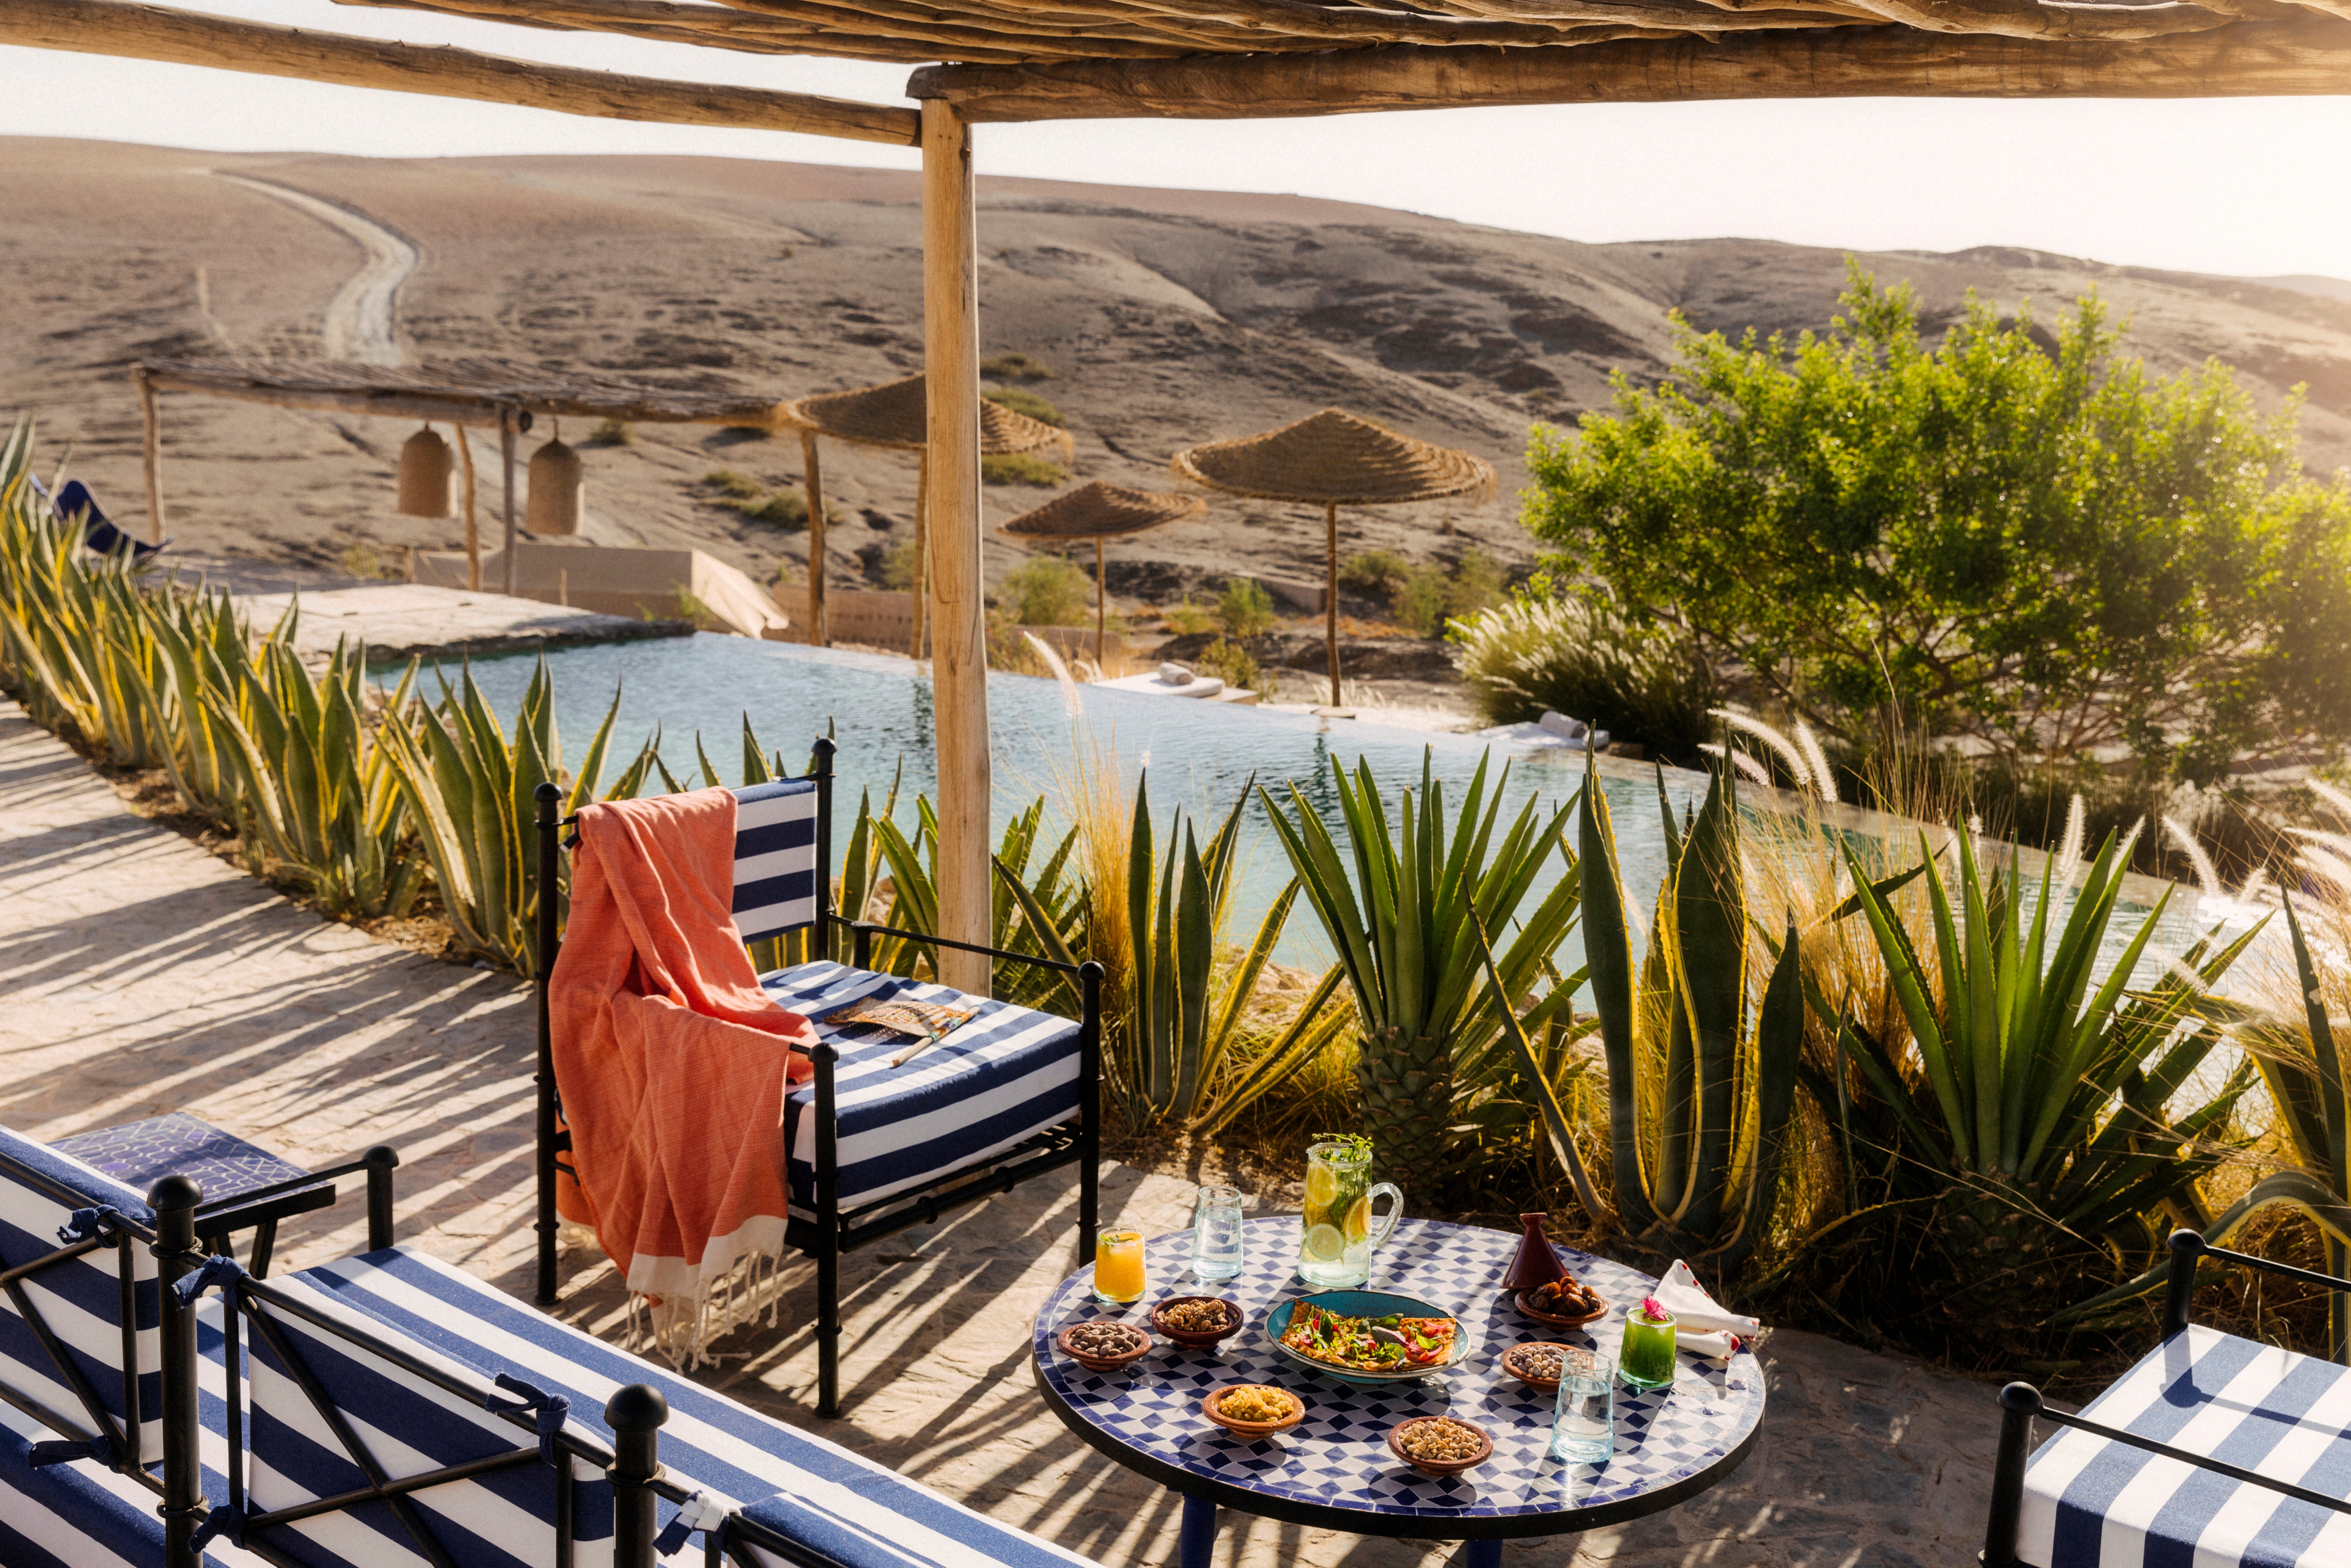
[6,134,2349,629]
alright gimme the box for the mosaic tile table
[1032,1217,1765,1568]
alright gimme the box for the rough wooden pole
[1324,499,1340,707]
[501,407,520,597]
[1094,536,1106,668]
[800,428,829,647]
[455,422,481,591]
[922,99,991,998]
[133,368,165,545]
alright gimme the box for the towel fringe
[632,1242,788,1370]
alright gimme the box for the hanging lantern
[525,424,583,537]
[396,424,456,518]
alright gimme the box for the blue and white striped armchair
[530,740,1104,1418]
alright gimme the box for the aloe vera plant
[1263,750,1582,1178]
[1575,756,1805,1265]
[1836,825,2259,1307]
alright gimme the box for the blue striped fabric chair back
[0,1123,160,1465]
[731,779,820,944]
[245,1274,614,1567]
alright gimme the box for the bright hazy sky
[7,0,2350,282]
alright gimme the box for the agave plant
[1835,824,2260,1314]
[1562,756,1807,1265]
[999,774,1344,1135]
[1263,750,1581,1180]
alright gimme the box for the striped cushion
[761,962,1083,1225]
[242,1271,614,1568]
[0,1124,162,1464]
[0,1303,263,1568]
[291,1247,1093,1568]
[2020,1324,2351,1566]
[731,780,820,943]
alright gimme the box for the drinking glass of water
[1552,1346,1616,1465]
[1190,1185,1247,1281]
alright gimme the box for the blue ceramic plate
[1262,1290,1474,1385]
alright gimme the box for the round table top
[1030,1216,1766,1540]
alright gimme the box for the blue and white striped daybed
[1984,1229,2351,1566]
[531,749,1105,1419]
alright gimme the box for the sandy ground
[5,136,2347,630]
[0,695,2001,1566]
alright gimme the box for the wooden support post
[500,407,520,598]
[1324,499,1340,707]
[801,428,829,647]
[922,99,991,999]
[134,367,165,545]
[455,422,481,591]
[1094,536,1106,668]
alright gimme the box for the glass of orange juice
[1094,1228,1146,1304]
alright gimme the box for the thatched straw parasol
[1171,408,1493,705]
[779,372,1073,653]
[999,480,1204,664]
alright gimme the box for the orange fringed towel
[549,786,815,1363]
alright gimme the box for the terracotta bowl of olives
[1056,1320,1152,1372]
[1516,1277,1609,1329]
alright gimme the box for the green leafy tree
[1522,264,2351,783]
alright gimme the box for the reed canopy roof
[998,480,1204,541]
[134,354,788,427]
[780,374,1074,458]
[1171,409,1494,507]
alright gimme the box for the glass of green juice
[1618,1301,1677,1390]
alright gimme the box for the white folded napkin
[1649,1260,1762,1359]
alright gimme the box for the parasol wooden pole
[455,423,481,591]
[801,428,829,647]
[922,97,991,998]
[133,368,165,544]
[1094,536,1106,667]
[1324,499,1340,706]
[500,407,520,597]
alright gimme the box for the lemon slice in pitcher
[1301,1223,1346,1262]
[1305,1160,1339,1211]
[1343,1193,1371,1245]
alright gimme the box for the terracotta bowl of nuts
[1517,1277,1609,1329]
[1201,1382,1304,1438]
[1151,1295,1244,1349]
[1498,1341,1580,1394]
[1386,1416,1494,1478]
[1056,1320,1152,1373]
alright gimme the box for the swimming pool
[448,634,2240,981]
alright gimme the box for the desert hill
[5,135,2348,606]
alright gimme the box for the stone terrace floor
[0,700,1989,1566]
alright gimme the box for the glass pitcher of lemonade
[1296,1137,1402,1288]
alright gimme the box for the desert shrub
[586,418,635,446]
[1524,261,2351,784]
[981,352,1055,382]
[981,453,1068,488]
[1388,548,1505,636]
[1216,576,1277,638]
[1000,555,1090,626]
[1197,637,1268,696]
[1163,598,1213,636]
[1451,585,1720,759]
[983,388,1065,426]
[880,538,918,591]
[1447,546,1505,618]
[1339,549,1411,595]
[703,469,761,500]
[339,541,400,581]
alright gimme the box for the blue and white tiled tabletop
[50,1112,312,1206]
[1032,1217,1765,1536]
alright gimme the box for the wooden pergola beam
[908,17,2351,120]
[0,0,920,145]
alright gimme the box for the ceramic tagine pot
[1499,1211,1570,1294]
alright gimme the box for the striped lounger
[761,961,1082,1223]
[2017,1325,2351,1567]
[0,1128,261,1568]
[292,1245,1096,1568]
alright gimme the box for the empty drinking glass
[1191,1185,1247,1281]
[1552,1346,1616,1465]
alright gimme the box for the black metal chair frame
[1982,1227,2351,1566]
[0,1142,397,1487]
[529,737,1105,1418]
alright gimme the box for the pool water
[442,634,2243,983]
